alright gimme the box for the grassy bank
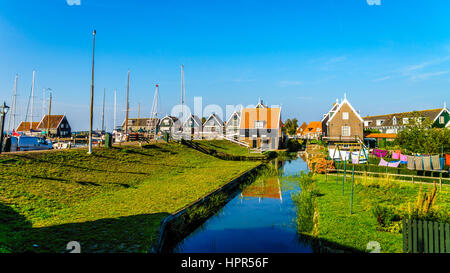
[190,140,265,158]
[0,142,260,253]
[293,174,449,253]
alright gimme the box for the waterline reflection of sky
[174,157,312,253]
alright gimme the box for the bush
[372,205,400,229]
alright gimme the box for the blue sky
[1,0,450,131]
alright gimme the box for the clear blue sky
[1,0,450,131]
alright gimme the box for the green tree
[395,111,450,154]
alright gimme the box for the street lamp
[0,102,10,154]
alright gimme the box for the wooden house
[322,96,364,142]
[202,113,224,140]
[159,115,179,134]
[121,118,159,132]
[37,115,72,137]
[239,100,282,151]
[225,111,241,139]
[363,104,450,134]
[182,114,202,140]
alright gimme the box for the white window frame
[439,116,445,124]
[403,118,409,124]
[393,117,397,125]
[342,112,349,120]
[341,126,351,137]
[376,120,384,126]
[255,121,264,129]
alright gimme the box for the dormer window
[376,120,384,126]
[393,116,397,125]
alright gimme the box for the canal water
[173,156,313,253]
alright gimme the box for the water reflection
[174,156,313,253]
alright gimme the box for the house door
[252,139,257,148]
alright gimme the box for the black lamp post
[0,102,10,154]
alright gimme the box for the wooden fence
[403,218,450,253]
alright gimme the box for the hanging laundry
[422,156,432,171]
[379,158,389,166]
[392,152,400,160]
[446,154,450,166]
[373,149,388,158]
[431,155,441,170]
[415,157,424,171]
[407,156,415,170]
[400,154,408,164]
[388,161,401,168]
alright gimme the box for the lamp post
[0,102,10,154]
[88,29,96,154]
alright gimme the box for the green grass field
[0,142,260,253]
[191,140,263,157]
[309,174,450,253]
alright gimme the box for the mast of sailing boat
[149,84,159,137]
[125,70,130,136]
[113,89,117,131]
[7,74,18,135]
[101,88,105,132]
[180,65,184,128]
[30,70,35,131]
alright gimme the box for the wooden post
[342,158,347,195]
[350,164,355,214]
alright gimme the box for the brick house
[322,96,364,142]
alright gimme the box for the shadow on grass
[0,203,169,253]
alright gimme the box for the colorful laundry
[415,157,424,171]
[392,152,400,160]
[446,154,450,166]
[423,156,432,171]
[378,158,400,168]
[400,154,408,164]
[407,155,415,170]
[431,155,441,170]
[372,149,388,158]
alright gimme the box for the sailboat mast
[149,84,159,133]
[102,88,105,132]
[30,70,35,130]
[7,74,18,135]
[42,88,46,122]
[181,64,184,123]
[113,89,117,131]
[125,70,130,134]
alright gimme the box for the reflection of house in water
[241,177,282,202]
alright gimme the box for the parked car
[8,136,53,152]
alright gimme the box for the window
[342,126,351,137]
[255,121,264,129]
[393,117,397,125]
[163,119,169,125]
[440,116,445,124]
[342,112,349,120]
[245,129,249,137]
[376,120,384,126]
[403,118,409,124]
[364,121,371,127]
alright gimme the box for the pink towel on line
[392,152,400,160]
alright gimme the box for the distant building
[322,96,364,142]
[202,113,224,140]
[37,115,71,137]
[296,122,308,137]
[225,111,241,140]
[302,121,322,140]
[16,121,40,134]
[363,105,450,134]
[182,114,203,140]
[121,118,159,132]
[159,115,180,134]
[239,100,283,150]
